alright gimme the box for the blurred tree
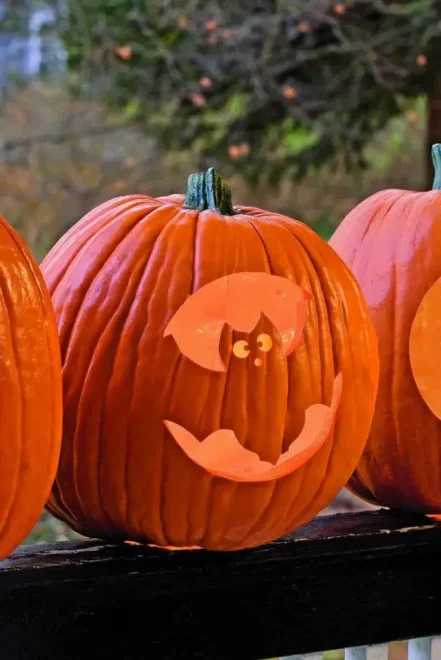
[0,82,172,260]
[60,0,441,186]
[0,0,65,91]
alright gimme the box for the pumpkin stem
[432,144,441,190]
[183,168,234,215]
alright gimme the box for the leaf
[122,100,140,119]
[225,93,247,118]
[315,216,336,241]
[285,127,319,154]
[162,30,182,48]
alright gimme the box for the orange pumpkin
[41,168,378,550]
[0,214,62,560]
[329,143,441,512]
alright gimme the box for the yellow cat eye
[233,340,250,359]
[257,333,273,353]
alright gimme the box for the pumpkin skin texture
[409,276,441,421]
[0,214,62,560]
[328,144,441,513]
[41,169,378,551]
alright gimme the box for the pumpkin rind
[0,214,62,560]
[41,174,378,550]
[329,163,441,512]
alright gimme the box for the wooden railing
[1,509,441,659]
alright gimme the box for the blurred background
[0,0,438,560]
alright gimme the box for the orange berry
[189,93,207,107]
[298,22,310,34]
[228,145,241,160]
[199,76,213,89]
[407,111,419,124]
[283,86,297,99]
[334,3,347,15]
[115,45,133,60]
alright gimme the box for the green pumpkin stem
[183,168,234,215]
[432,144,441,190]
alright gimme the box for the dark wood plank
[1,509,441,659]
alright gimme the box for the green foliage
[24,511,81,545]
[314,211,336,242]
[0,0,30,34]
[285,125,319,155]
[60,0,441,185]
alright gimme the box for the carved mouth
[164,373,342,483]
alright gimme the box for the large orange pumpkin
[329,144,441,512]
[41,168,378,550]
[0,214,62,560]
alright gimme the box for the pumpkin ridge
[144,210,199,545]
[47,200,158,297]
[42,196,150,281]
[389,217,401,505]
[200,218,257,547]
[0,214,62,482]
[155,211,208,544]
[163,210,217,546]
[46,481,84,531]
[102,256,166,536]
[61,204,165,362]
[245,219,335,547]
[192,216,230,547]
[276,221,336,532]
[205,217,277,547]
[198,216,270,548]
[254,218,325,542]
[59,205,176,536]
[0,231,54,539]
[0,285,23,537]
[238,218,272,455]
[391,192,441,506]
[75,207,180,538]
[361,191,407,245]
[241,215,317,543]
[186,214,247,547]
[236,216,278,542]
[280,232,358,532]
[235,216,331,546]
[0,214,62,557]
[343,191,425,505]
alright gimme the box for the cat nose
[254,358,263,367]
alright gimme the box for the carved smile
[164,373,342,483]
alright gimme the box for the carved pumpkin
[41,168,378,550]
[0,214,62,560]
[329,144,441,512]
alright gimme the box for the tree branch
[0,123,129,153]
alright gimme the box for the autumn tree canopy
[62,1,441,183]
